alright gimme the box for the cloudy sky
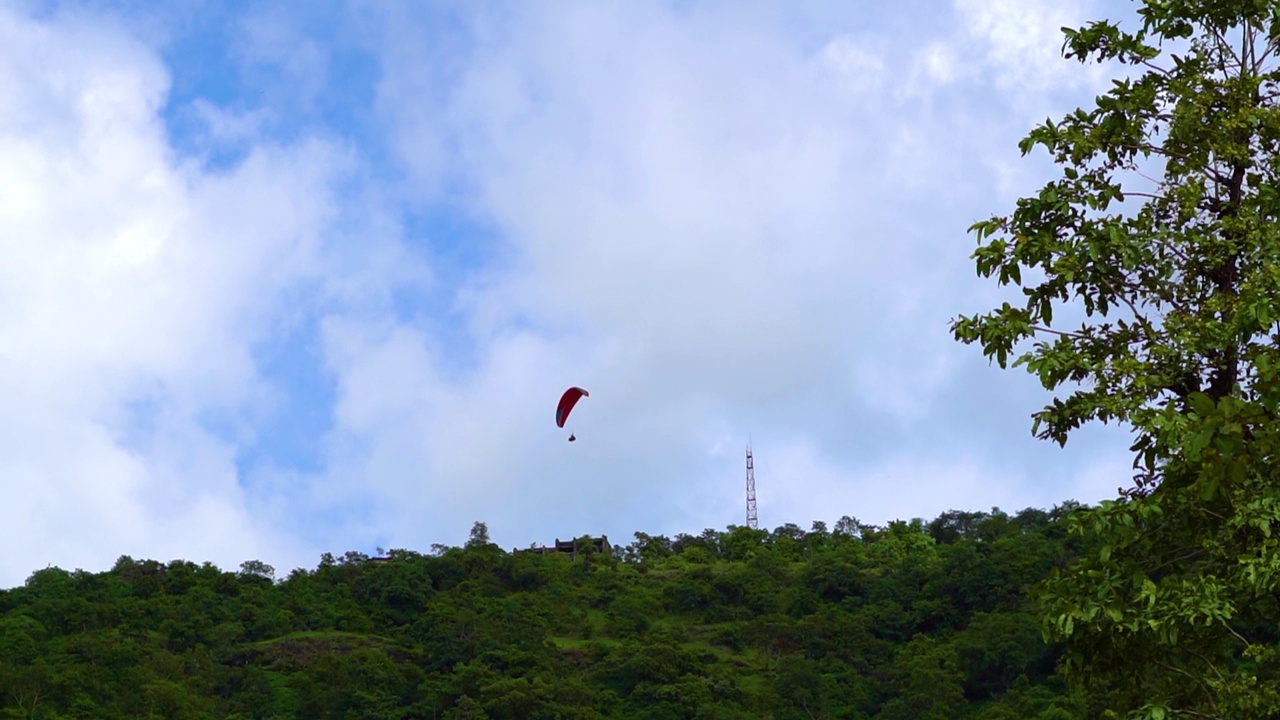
[0,0,1142,585]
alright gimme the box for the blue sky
[0,0,1140,586]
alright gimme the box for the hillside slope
[0,507,1093,719]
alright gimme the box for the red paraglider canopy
[556,387,589,428]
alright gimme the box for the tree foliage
[953,1,1280,717]
[0,512,1086,718]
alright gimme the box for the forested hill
[0,506,1097,719]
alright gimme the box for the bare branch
[1150,548,1206,574]
[1114,289,1154,337]
[1141,59,1172,76]
[1222,622,1251,648]
[1031,325,1088,340]
[1151,657,1219,711]
[1173,709,1226,720]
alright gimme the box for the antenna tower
[745,445,759,529]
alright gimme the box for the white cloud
[354,1,1133,547]
[235,5,331,113]
[185,99,273,147]
[760,440,1028,529]
[0,8,364,584]
[819,34,886,94]
[0,0,1153,583]
[916,41,961,86]
[955,0,1099,90]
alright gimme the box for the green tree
[622,532,674,564]
[953,612,1049,700]
[238,559,276,583]
[877,635,964,720]
[952,1,1280,716]
[772,656,846,719]
[0,504,1092,718]
[467,521,493,549]
[718,525,768,562]
[445,694,491,720]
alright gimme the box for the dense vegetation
[0,509,1093,719]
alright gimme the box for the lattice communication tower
[746,445,759,530]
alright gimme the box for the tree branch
[1032,325,1088,340]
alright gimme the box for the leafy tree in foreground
[953,1,1280,717]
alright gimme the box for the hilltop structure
[514,536,611,558]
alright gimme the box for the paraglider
[557,386,588,442]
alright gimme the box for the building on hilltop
[514,535,611,558]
